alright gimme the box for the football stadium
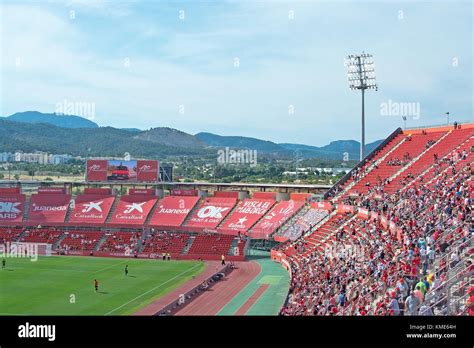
[0,122,472,318]
[0,0,472,346]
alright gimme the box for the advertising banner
[251,200,304,239]
[0,194,25,223]
[149,196,199,227]
[186,198,237,229]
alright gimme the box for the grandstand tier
[273,123,473,316]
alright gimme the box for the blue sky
[0,0,472,146]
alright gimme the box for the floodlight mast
[346,53,378,161]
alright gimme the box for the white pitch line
[104,263,202,316]
[93,260,128,274]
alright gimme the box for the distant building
[1,151,72,164]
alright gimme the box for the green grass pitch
[0,256,205,315]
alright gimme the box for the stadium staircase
[302,210,334,239]
[93,232,109,252]
[182,234,195,254]
[52,232,68,250]
[180,198,205,226]
[64,197,75,223]
[333,134,407,200]
[215,200,241,229]
[303,213,356,254]
[135,229,151,253]
[104,196,120,223]
[400,134,473,192]
[144,198,161,226]
[381,130,456,192]
[22,195,31,222]
[15,229,28,243]
[347,131,446,196]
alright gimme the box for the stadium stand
[141,230,191,256]
[98,231,142,253]
[0,227,23,243]
[58,230,104,253]
[274,124,473,316]
[188,233,235,256]
[21,228,63,244]
[274,208,329,242]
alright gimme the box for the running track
[134,261,223,315]
[175,261,260,315]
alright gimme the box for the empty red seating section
[141,231,190,255]
[149,196,199,227]
[218,199,275,235]
[0,227,23,243]
[99,231,141,253]
[384,128,473,193]
[108,195,157,225]
[59,230,103,252]
[21,228,63,244]
[28,193,71,224]
[251,200,304,239]
[188,234,234,255]
[69,194,116,224]
[349,131,444,195]
[0,194,25,223]
[185,197,237,229]
[338,133,405,192]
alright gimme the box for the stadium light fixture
[402,116,407,130]
[345,52,378,160]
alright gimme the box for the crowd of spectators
[280,151,472,316]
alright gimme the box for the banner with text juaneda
[86,159,159,182]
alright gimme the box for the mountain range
[1,111,382,160]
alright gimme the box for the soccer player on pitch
[94,279,99,292]
[124,265,128,276]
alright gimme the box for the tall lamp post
[346,52,378,161]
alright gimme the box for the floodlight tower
[346,52,378,161]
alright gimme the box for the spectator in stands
[404,290,420,316]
